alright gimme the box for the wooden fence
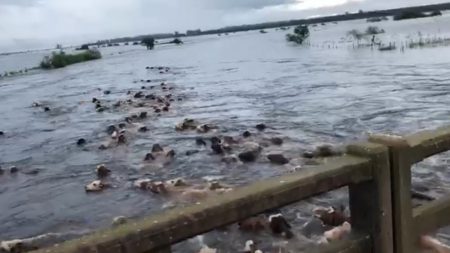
[31,126,450,253]
[370,127,450,253]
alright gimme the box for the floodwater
[1,14,450,252]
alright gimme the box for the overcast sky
[0,0,446,52]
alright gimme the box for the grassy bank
[40,49,102,69]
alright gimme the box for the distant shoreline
[0,47,51,57]
[198,2,450,35]
[2,2,450,55]
[96,2,450,45]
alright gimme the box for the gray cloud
[0,0,36,6]
[196,0,297,10]
[0,0,446,52]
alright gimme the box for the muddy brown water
[1,15,450,252]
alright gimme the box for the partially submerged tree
[347,29,364,41]
[286,25,310,45]
[77,44,89,50]
[347,26,385,46]
[142,37,155,50]
[365,26,385,35]
[171,38,183,45]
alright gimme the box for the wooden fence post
[347,142,393,253]
[369,135,416,253]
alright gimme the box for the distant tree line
[71,2,450,48]
[393,10,442,20]
[141,37,183,50]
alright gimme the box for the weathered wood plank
[405,126,450,163]
[390,147,416,253]
[30,156,371,253]
[369,127,450,164]
[413,195,450,235]
[368,136,417,253]
[347,142,393,253]
[312,234,371,253]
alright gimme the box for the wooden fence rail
[31,126,450,253]
[370,126,450,253]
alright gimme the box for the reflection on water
[1,14,450,251]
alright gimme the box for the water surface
[1,15,450,252]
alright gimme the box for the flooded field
[1,14,450,252]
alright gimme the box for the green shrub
[286,25,310,44]
[40,49,102,69]
[347,29,364,41]
[347,26,384,42]
[286,34,304,44]
[40,56,53,69]
[365,26,385,35]
[142,37,155,50]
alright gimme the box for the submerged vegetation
[169,38,183,45]
[407,36,450,49]
[76,44,89,50]
[365,26,385,35]
[346,24,450,52]
[141,37,182,49]
[0,68,35,79]
[348,26,385,38]
[347,25,385,45]
[286,25,310,45]
[40,49,102,69]
[142,37,155,50]
[378,43,396,51]
[347,29,364,41]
